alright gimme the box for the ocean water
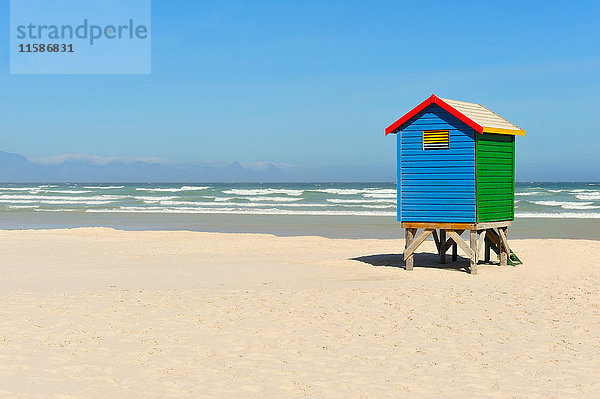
[0,182,598,239]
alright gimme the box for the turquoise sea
[0,182,598,239]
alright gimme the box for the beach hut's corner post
[404,228,415,270]
[470,230,478,275]
[498,226,510,266]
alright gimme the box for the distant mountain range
[0,151,394,182]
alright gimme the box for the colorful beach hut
[385,94,524,274]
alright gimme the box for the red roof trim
[384,94,484,135]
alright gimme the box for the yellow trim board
[482,126,526,136]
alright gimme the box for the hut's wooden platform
[401,221,514,275]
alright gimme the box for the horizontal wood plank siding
[398,104,476,223]
[476,133,515,222]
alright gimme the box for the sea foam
[135,186,211,192]
[222,189,304,196]
[85,206,395,217]
[516,212,600,219]
[531,200,599,210]
[83,186,125,189]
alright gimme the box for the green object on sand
[484,236,522,266]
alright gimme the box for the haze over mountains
[0,151,393,182]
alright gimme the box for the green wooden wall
[476,133,515,222]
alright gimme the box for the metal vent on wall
[423,130,449,150]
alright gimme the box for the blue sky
[1,0,599,181]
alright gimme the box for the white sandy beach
[0,228,599,398]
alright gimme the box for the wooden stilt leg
[405,228,414,271]
[484,229,491,263]
[439,229,446,264]
[498,227,509,266]
[505,228,511,266]
[452,242,457,262]
[499,228,507,266]
[470,230,478,275]
[432,230,440,253]
[477,230,486,261]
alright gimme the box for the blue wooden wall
[397,104,476,223]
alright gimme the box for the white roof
[440,97,523,133]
